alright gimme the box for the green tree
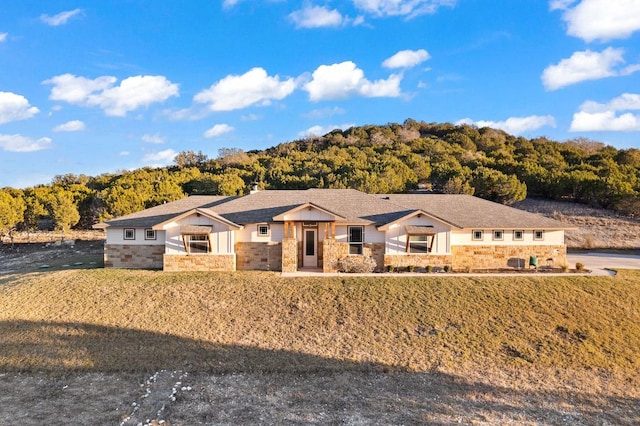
[50,189,80,236]
[0,189,26,243]
[472,167,527,205]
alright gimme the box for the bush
[443,265,451,273]
[386,265,395,273]
[425,265,433,273]
[576,262,585,271]
[339,256,377,273]
[408,265,416,273]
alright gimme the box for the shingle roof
[379,194,567,229]
[93,196,232,229]
[94,190,569,230]
[210,189,403,225]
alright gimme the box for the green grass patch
[1,270,639,380]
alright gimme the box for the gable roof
[94,190,570,231]
[378,194,568,229]
[93,196,232,229]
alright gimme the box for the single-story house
[93,188,570,272]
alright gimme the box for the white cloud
[289,6,346,28]
[0,92,39,124]
[43,73,179,116]
[142,149,178,165]
[298,123,355,137]
[141,133,165,144]
[456,115,557,135]
[383,49,430,69]
[241,113,261,122]
[40,9,83,26]
[194,68,296,111]
[204,123,235,138]
[549,0,576,11]
[304,61,402,101]
[53,120,85,132]
[0,32,7,43]
[558,0,640,42]
[302,106,346,119]
[0,134,52,152]
[570,93,640,131]
[119,151,130,156]
[541,47,639,90]
[222,0,240,9]
[352,0,456,19]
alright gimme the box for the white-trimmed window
[257,224,270,237]
[493,230,504,241]
[513,230,524,241]
[534,230,545,241]
[472,230,483,241]
[124,228,135,240]
[187,235,210,254]
[408,235,431,253]
[348,226,364,255]
[145,229,156,240]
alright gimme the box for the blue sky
[1,0,639,188]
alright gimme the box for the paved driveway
[567,252,640,276]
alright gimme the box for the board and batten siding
[164,216,234,255]
[383,217,451,255]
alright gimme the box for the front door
[303,229,317,268]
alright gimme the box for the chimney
[250,182,259,194]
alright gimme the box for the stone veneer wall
[365,243,385,272]
[282,238,298,272]
[104,244,164,269]
[384,254,452,269]
[451,245,567,271]
[320,241,385,272]
[235,242,282,271]
[163,254,236,272]
[322,239,349,272]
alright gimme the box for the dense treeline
[1,119,639,239]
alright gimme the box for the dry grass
[514,198,640,250]
[1,269,638,396]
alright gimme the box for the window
[257,224,270,237]
[472,230,483,241]
[124,228,135,240]
[145,229,156,240]
[187,235,210,254]
[302,222,317,227]
[534,230,544,241]
[493,230,504,241]
[348,226,364,255]
[408,235,431,253]
[513,230,524,241]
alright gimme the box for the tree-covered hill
[1,119,639,236]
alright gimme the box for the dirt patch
[1,370,638,425]
[0,239,104,274]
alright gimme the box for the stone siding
[384,254,452,269]
[365,243,385,272]
[163,254,236,272]
[451,245,567,271]
[104,244,164,269]
[282,238,298,272]
[322,239,349,272]
[235,242,282,271]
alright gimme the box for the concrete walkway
[567,252,640,276]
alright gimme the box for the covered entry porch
[274,203,346,273]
